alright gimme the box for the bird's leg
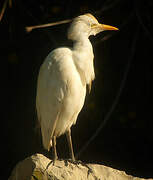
[52,136,58,163]
[65,130,93,175]
[66,129,75,161]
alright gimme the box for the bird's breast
[72,49,95,86]
[54,67,86,136]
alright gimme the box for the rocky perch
[9,153,152,180]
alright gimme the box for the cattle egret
[36,13,118,162]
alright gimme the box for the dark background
[2,0,153,179]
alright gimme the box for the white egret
[36,13,118,161]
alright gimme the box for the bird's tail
[41,123,52,151]
[36,102,52,151]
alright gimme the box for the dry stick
[9,0,12,8]
[94,12,134,46]
[25,19,72,33]
[26,0,121,33]
[0,0,8,22]
[96,0,122,14]
[135,3,153,43]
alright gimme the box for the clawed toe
[63,159,93,174]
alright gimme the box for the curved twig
[135,1,153,43]
[76,25,139,159]
[26,19,72,33]
[100,0,122,13]
[94,12,134,45]
[0,0,8,22]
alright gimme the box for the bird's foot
[45,156,58,170]
[78,161,94,175]
[45,159,54,171]
[63,158,81,166]
[63,159,93,175]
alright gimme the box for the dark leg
[52,136,58,162]
[66,129,75,161]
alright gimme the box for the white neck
[73,35,92,51]
[72,35,95,87]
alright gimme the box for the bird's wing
[36,48,72,150]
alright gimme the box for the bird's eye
[91,24,98,28]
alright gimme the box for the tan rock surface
[9,153,153,180]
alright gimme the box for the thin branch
[18,1,57,45]
[135,1,153,43]
[0,0,8,22]
[95,0,122,15]
[9,0,12,8]
[25,0,121,34]
[94,12,134,45]
[101,0,121,13]
[76,25,139,159]
[25,19,72,33]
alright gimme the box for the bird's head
[68,13,118,41]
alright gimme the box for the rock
[9,153,153,180]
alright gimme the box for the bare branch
[135,2,153,43]
[0,0,8,22]
[95,0,122,15]
[9,0,12,8]
[94,12,134,45]
[25,19,72,33]
[76,25,139,159]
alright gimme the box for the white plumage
[36,13,118,160]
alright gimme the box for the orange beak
[101,24,119,31]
